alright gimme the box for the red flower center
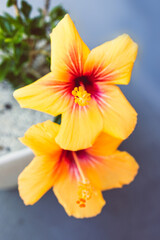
[73,75,98,96]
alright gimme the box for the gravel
[0,81,53,157]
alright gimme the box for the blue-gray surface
[0,0,160,239]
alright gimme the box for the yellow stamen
[72,86,91,106]
[76,180,92,207]
[72,152,92,208]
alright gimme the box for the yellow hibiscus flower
[14,14,138,151]
[18,120,139,218]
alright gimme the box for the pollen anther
[72,86,91,106]
[76,180,92,208]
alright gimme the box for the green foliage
[0,0,67,88]
[7,0,17,7]
[21,0,32,18]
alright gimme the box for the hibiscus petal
[20,120,61,156]
[55,99,103,151]
[97,85,137,139]
[53,158,105,218]
[87,131,122,156]
[18,155,60,205]
[84,34,138,85]
[50,14,90,80]
[81,150,139,191]
[13,72,73,116]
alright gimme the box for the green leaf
[13,43,28,66]
[0,2,67,88]
[28,16,45,36]
[0,16,12,34]
[46,56,51,67]
[49,5,67,21]
[0,60,10,81]
[24,77,35,85]
[4,12,15,22]
[54,114,61,124]
[4,27,24,44]
[7,0,16,7]
[31,16,44,27]
[4,12,23,26]
[21,1,32,19]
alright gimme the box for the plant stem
[13,0,20,16]
[40,50,50,57]
[44,0,51,16]
[27,68,42,79]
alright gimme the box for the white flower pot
[0,81,52,190]
[0,148,33,190]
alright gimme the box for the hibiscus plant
[0,0,66,88]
